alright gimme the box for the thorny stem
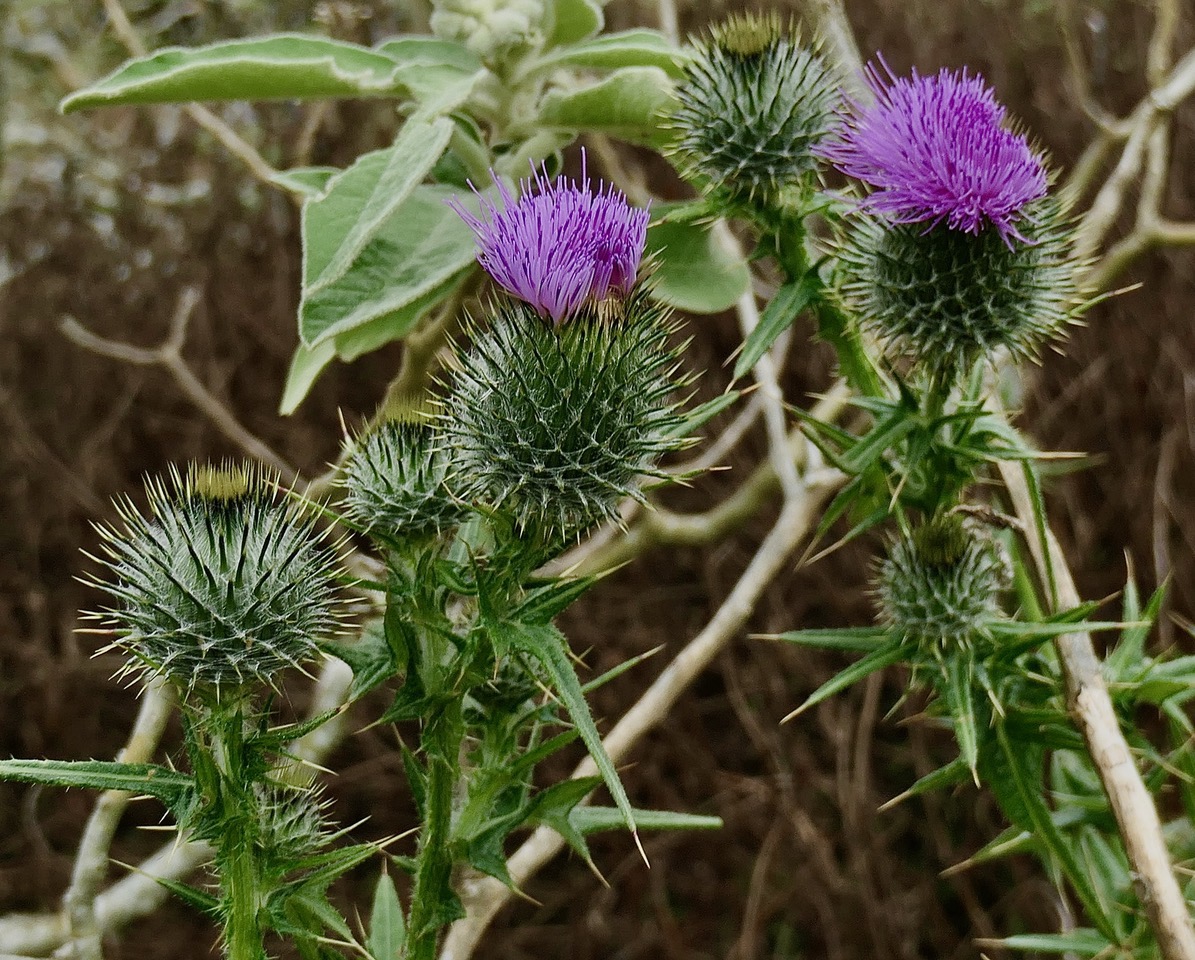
[210,711,267,960]
[407,701,466,960]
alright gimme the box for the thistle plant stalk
[406,701,466,960]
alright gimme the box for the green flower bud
[443,289,686,540]
[669,12,839,209]
[91,464,346,700]
[253,782,332,865]
[430,0,545,60]
[341,415,467,545]
[837,199,1078,381]
[875,515,1008,651]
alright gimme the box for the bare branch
[57,680,174,960]
[60,288,298,483]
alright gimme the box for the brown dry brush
[1,1,1193,959]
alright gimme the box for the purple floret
[816,57,1047,245]
[449,150,650,324]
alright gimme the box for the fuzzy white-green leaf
[62,35,410,112]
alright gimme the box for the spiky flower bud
[341,415,466,545]
[875,515,1008,651]
[443,290,685,539]
[253,783,332,865]
[669,13,839,209]
[837,200,1077,380]
[91,464,345,699]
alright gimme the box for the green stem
[771,215,884,399]
[211,709,267,960]
[406,700,465,960]
[223,817,267,960]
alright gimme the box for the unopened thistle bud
[253,782,332,865]
[443,289,686,539]
[91,464,345,699]
[669,13,839,209]
[823,60,1078,379]
[341,413,466,545]
[875,515,1008,652]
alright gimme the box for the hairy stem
[407,701,465,960]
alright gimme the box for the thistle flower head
[836,195,1078,379]
[340,411,466,546]
[670,13,839,209]
[90,463,346,701]
[443,288,686,541]
[818,58,1047,244]
[448,151,650,325]
[875,515,1009,652]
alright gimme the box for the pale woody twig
[60,287,298,483]
[56,679,174,960]
[998,449,1195,960]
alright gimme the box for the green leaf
[993,724,1119,941]
[537,67,675,147]
[300,181,479,346]
[280,270,467,413]
[733,270,821,380]
[646,218,750,314]
[62,35,409,112]
[528,776,604,860]
[301,115,452,332]
[994,930,1110,955]
[280,340,336,415]
[270,166,339,198]
[370,36,486,113]
[940,655,982,782]
[505,622,640,844]
[0,759,193,810]
[571,807,722,834]
[664,390,741,441]
[768,626,894,652]
[322,621,398,701]
[365,869,405,960]
[1106,579,1165,679]
[880,758,970,810]
[783,639,905,721]
[153,876,221,916]
[535,29,685,77]
[546,0,604,47]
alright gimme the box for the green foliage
[537,66,677,147]
[645,212,752,314]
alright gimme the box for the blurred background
[2,1,1194,957]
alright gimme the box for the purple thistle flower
[448,151,650,325]
[816,57,1047,245]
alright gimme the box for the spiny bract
[670,12,839,209]
[875,515,1009,651]
[91,464,346,698]
[443,290,686,539]
[341,417,467,544]
[836,198,1079,381]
